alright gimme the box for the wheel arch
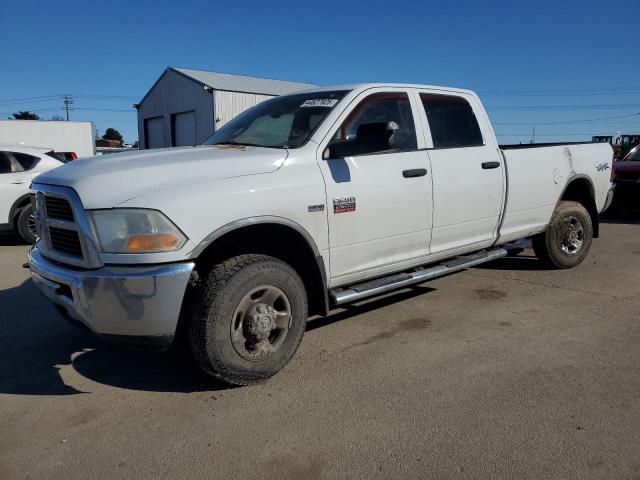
[189,217,329,317]
[9,193,31,228]
[558,175,599,238]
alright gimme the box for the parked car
[50,151,78,162]
[0,144,64,242]
[27,83,614,385]
[610,144,640,211]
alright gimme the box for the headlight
[89,209,187,253]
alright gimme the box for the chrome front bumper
[28,246,195,351]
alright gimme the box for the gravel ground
[1,217,639,479]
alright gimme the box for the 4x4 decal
[333,196,356,213]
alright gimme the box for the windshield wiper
[209,141,285,149]
[211,141,259,147]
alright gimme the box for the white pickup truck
[28,83,614,385]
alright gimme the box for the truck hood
[34,145,288,208]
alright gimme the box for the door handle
[9,180,29,185]
[481,161,501,169]
[402,168,427,178]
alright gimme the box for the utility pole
[62,95,74,121]
[531,126,536,144]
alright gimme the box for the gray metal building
[136,67,316,149]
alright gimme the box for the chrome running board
[329,244,521,306]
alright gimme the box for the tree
[50,114,64,121]
[12,111,40,120]
[102,128,123,145]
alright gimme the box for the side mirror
[324,121,395,159]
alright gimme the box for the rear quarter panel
[498,142,613,243]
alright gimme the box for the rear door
[317,88,433,283]
[414,90,505,254]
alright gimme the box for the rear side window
[0,153,11,174]
[13,152,39,170]
[420,94,483,148]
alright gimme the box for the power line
[75,107,133,112]
[480,87,640,97]
[0,93,140,105]
[0,107,62,116]
[0,105,136,116]
[493,112,640,125]
[487,104,640,111]
[0,94,61,105]
[74,94,139,101]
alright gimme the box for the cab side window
[420,94,483,148]
[326,92,417,158]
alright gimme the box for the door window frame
[411,89,495,151]
[317,87,427,160]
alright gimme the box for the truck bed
[497,142,613,244]
[499,141,595,150]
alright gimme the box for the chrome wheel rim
[230,285,292,361]
[559,216,584,255]
[27,211,38,238]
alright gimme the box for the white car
[27,83,614,385]
[0,144,64,242]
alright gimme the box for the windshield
[204,90,348,149]
[624,145,640,161]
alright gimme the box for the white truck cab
[28,83,614,385]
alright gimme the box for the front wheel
[532,200,593,269]
[16,204,38,244]
[187,254,308,385]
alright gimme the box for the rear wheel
[16,204,37,244]
[532,200,593,269]
[187,254,308,385]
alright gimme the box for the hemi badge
[333,196,356,214]
[308,204,325,212]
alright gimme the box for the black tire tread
[532,200,592,269]
[187,254,307,386]
[16,204,36,244]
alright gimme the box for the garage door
[145,116,165,149]
[172,111,196,147]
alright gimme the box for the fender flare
[8,193,31,226]
[189,216,330,316]
[557,173,595,200]
[556,174,599,238]
[189,216,322,259]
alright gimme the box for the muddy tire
[532,200,593,269]
[16,204,37,244]
[187,254,308,386]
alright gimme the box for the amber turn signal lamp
[126,233,181,252]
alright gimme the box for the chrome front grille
[48,226,83,256]
[44,196,75,221]
[32,184,102,269]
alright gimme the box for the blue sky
[1,0,639,143]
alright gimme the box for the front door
[317,89,433,284]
